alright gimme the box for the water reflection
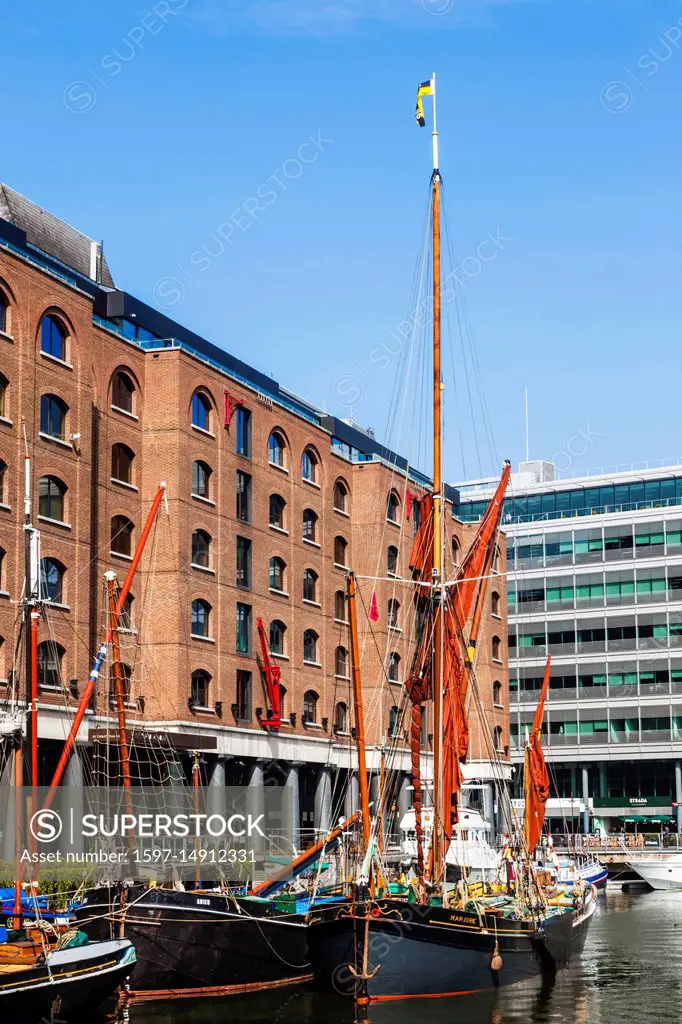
[96,892,682,1024]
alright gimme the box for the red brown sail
[524,656,552,853]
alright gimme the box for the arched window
[236,670,251,721]
[0,548,5,590]
[279,684,287,720]
[388,705,400,737]
[387,490,400,523]
[192,460,211,499]
[269,494,286,530]
[334,590,347,623]
[333,479,348,513]
[334,536,348,567]
[492,635,502,661]
[40,557,65,603]
[387,545,398,576]
[303,689,318,724]
[303,508,318,543]
[268,430,286,468]
[191,669,210,707]
[335,646,349,678]
[452,537,461,566]
[191,390,212,431]
[0,374,7,420]
[0,460,6,504]
[111,515,134,557]
[494,725,504,752]
[110,663,132,704]
[269,556,286,593]
[191,598,211,638]
[388,599,400,630]
[111,370,135,414]
[120,592,134,632]
[0,634,5,681]
[493,680,503,707]
[0,289,7,334]
[270,619,287,656]
[492,544,501,574]
[334,701,348,733]
[388,652,401,682]
[303,568,318,603]
[491,590,501,616]
[38,640,65,690]
[38,476,66,521]
[40,314,67,361]
[301,447,318,482]
[111,443,134,485]
[40,394,67,440]
[191,529,211,568]
[303,629,319,665]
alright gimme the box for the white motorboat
[626,853,682,890]
[399,807,500,881]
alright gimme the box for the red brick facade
[0,242,508,772]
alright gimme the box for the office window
[270,619,286,656]
[236,536,252,588]
[334,536,348,567]
[493,680,503,707]
[236,602,252,653]
[40,394,67,440]
[334,590,347,622]
[389,705,400,737]
[333,479,348,513]
[191,460,211,499]
[235,407,252,457]
[387,546,398,576]
[40,558,64,603]
[37,640,65,690]
[111,443,134,485]
[191,529,211,568]
[268,430,286,468]
[269,494,286,530]
[269,556,286,593]
[0,374,7,420]
[111,370,135,413]
[111,515,134,557]
[388,599,400,629]
[491,591,501,616]
[236,471,252,523]
[492,635,502,661]
[0,289,7,333]
[388,652,400,682]
[387,490,400,523]
[303,689,318,723]
[236,670,252,721]
[191,598,211,637]
[191,669,210,707]
[40,314,67,361]
[39,476,66,521]
[301,447,318,482]
[303,508,318,542]
[191,391,212,431]
[303,629,319,664]
[334,701,348,733]
[335,646,349,678]
[303,568,318,603]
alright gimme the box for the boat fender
[490,940,503,972]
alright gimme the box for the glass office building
[455,461,682,833]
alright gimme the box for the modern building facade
[0,183,509,844]
[456,460,682,833]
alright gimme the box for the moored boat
[625,854,682,890]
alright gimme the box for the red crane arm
[256,616,282,730]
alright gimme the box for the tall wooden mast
[429,73,444,883]
[347,572,371,851]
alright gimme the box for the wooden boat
[305,75,596,1005]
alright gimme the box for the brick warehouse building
[0,184,509,843]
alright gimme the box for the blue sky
[4,0,682,483]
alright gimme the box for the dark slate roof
[0,183,115,288]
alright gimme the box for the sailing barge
[306,74,596,1002]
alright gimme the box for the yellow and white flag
[415,79,433,127]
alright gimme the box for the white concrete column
[65,752,85,856]
[345,770,359,819]
[582,766,590,835]
[676,761,682,835]
[248,760,266,856]
[284,763,301,854]
[314,767,333,836]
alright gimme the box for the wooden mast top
[428,74,445,883]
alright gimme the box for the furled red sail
[524,656,551,853]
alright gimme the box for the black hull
[76,886,310,995]
[0,939,134,1021]
[307,892,596,999]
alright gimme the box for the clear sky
[4,0,682,484]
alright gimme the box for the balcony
[576,640,606,655]
[515,645,547,660]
